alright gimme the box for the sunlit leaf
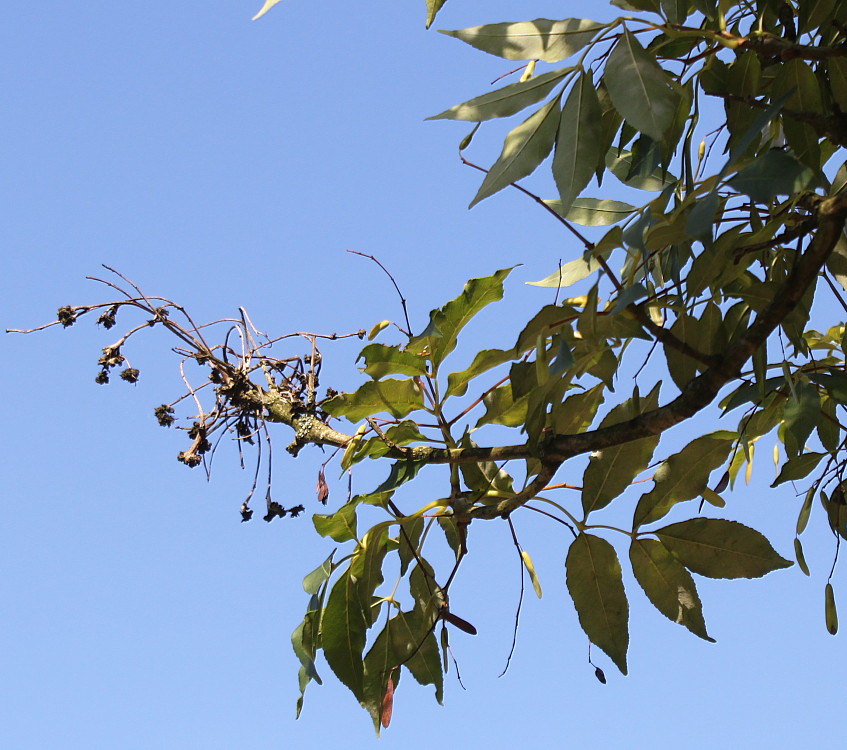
[566,533,629,674]
[313,501,358,543]
[543,197,637,226]
[428,67,572,121]
[425,0,448,28]
[251,0,284,21]
[409,268,513,368]
[361,620,399,733]
[302,551,336,594]
[655,518,792,579]
[391,610,444,702]
[321,569,369,700]
[520,549,543,598]
[358,343,428,379]
[323,378,424,422]
[446,348,513,398]
[439,18,604,62]
[349,528,390,626]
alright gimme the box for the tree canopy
[12,0,847,733]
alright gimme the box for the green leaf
[772,452,826,487]
[470,98,560,207]
[629,538,712,640]
[398,516,424,576]
[428,67,572,121]
[409,268,513,368]
[358,343,428,379]
[566,533,629,674]
[818,396,841,452]
[728,150,814,203]
[543,197,637,226]
[349,528,390,626]
[633,432,734,528]
[606,149,677,190]
[782,381,821,457]
[553,72,604,211]
[313,501,358,543]
[772,59,824,115]
[361,618,400,733]
[251,0,284,21]
[446,348,513,398]
[794,537,810,576]
[322,378,424,422]
[582,383,661,516]
[726,51,761,98]
[391,609,443,702]
[655,518,793,579]
[660,0,690,24]
[527,253,604,288]
[527,226,623,287]
[425,0,448,29]
[611,0,661,11]
[459,434,515,495]
[552,383,605,434]
[476,382,528,427]
[797,486,816,535]
[825,583,838,635]
[374,460,427,494]
[321,569,369,701]
[830,58,847,112]
[439,19,604,62]
[292,605,322,718]
[603,28,680,140]
[303,551,336,594]
[798,0,837,33]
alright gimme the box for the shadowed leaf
[655,518,793,579]
[566,533,629,674]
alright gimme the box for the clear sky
[2,1,843,748]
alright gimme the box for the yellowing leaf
[251,0,284,21]
[368,320,391,341]
[520,549,543,598]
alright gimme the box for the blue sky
[2,1,844,747]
